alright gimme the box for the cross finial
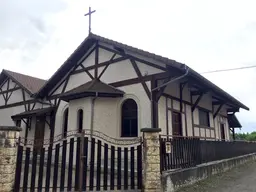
[84,6,96,34]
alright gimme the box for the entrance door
[220,123,225,140]
[172,112,182,136]
[34,116,45,149]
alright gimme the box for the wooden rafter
[0,99,38,110]
[0,86,19,95]
[180,82,187,112]
[213,103,224,118]
[212,101,223,105]
[155,77,171,101]
[31,102,36,110]
[98,53,116,79]
[57,75,70,109]
[99,44,167,71]
[94,42,99,78]
[49,48,93,97]
[79,64,94,79]
[0,87,7,104]
[6,84,18,103]
[21,89,27,111]
[5,79,10,102]
[191,92,204,112]
[0,78,8,90]
[72,56,127,75]
[130,59,151,99]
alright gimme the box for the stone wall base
[161,153,256,192]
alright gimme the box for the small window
[199,109,210,127]
[121,99,138,137]
[77,109,83,132]
[63,108,69,137]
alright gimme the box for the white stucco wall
[158,78,231,140]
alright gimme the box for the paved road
[177,161,256,192]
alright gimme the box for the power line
[200,65,256,74]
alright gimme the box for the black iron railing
[160,135,256,172]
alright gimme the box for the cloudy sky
[0,0,255,133]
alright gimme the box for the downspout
[90,92,98,139]
[150,65,190,128]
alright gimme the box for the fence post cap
[141,128,161,133]
[0,126,22,132]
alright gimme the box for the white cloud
[0,0,256,132]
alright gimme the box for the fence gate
[14,130,143,191]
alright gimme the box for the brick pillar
[141,128,162,192]
[0,126,21,192]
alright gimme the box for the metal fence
[14,130,143,191]
[160,135,256,172]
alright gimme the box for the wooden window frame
[121,99,138,138]
[198,109,210,127]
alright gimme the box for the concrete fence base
[161,153,256,192]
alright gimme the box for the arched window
[63,108,69,137]
[121,99,138,137]
[77,109,83,132]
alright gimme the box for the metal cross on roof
[84,6,96,34]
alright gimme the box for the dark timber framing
[180,82,188,136]
[213,103,224,119]
[130,59,151,99]
[98,53,116,79]
[94,42,99,78]
[191,91,205,112]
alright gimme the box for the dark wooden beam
[5,79,10,102]
[0,86,20,95]
[31,102,36,110]
[21,89,27,111]
[94,42,99,78]
[212,101,224,105]
[71,56,128,75]
[99,45,167,71]
[0,87,7,104]
[130,59,151,99]
[180,82,187,112]
[155,76,173,101]
[213,103,224,118]
[191,92,204,112]
[57,74,70,108]
[191,90,208,96]
[49,72,170,100]
[98,53,116,80]
[79,64,94,79]
[227,108,239,113]
[6,84,18,103]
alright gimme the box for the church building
[0,33,249,145]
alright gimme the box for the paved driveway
[177,161,256,192]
